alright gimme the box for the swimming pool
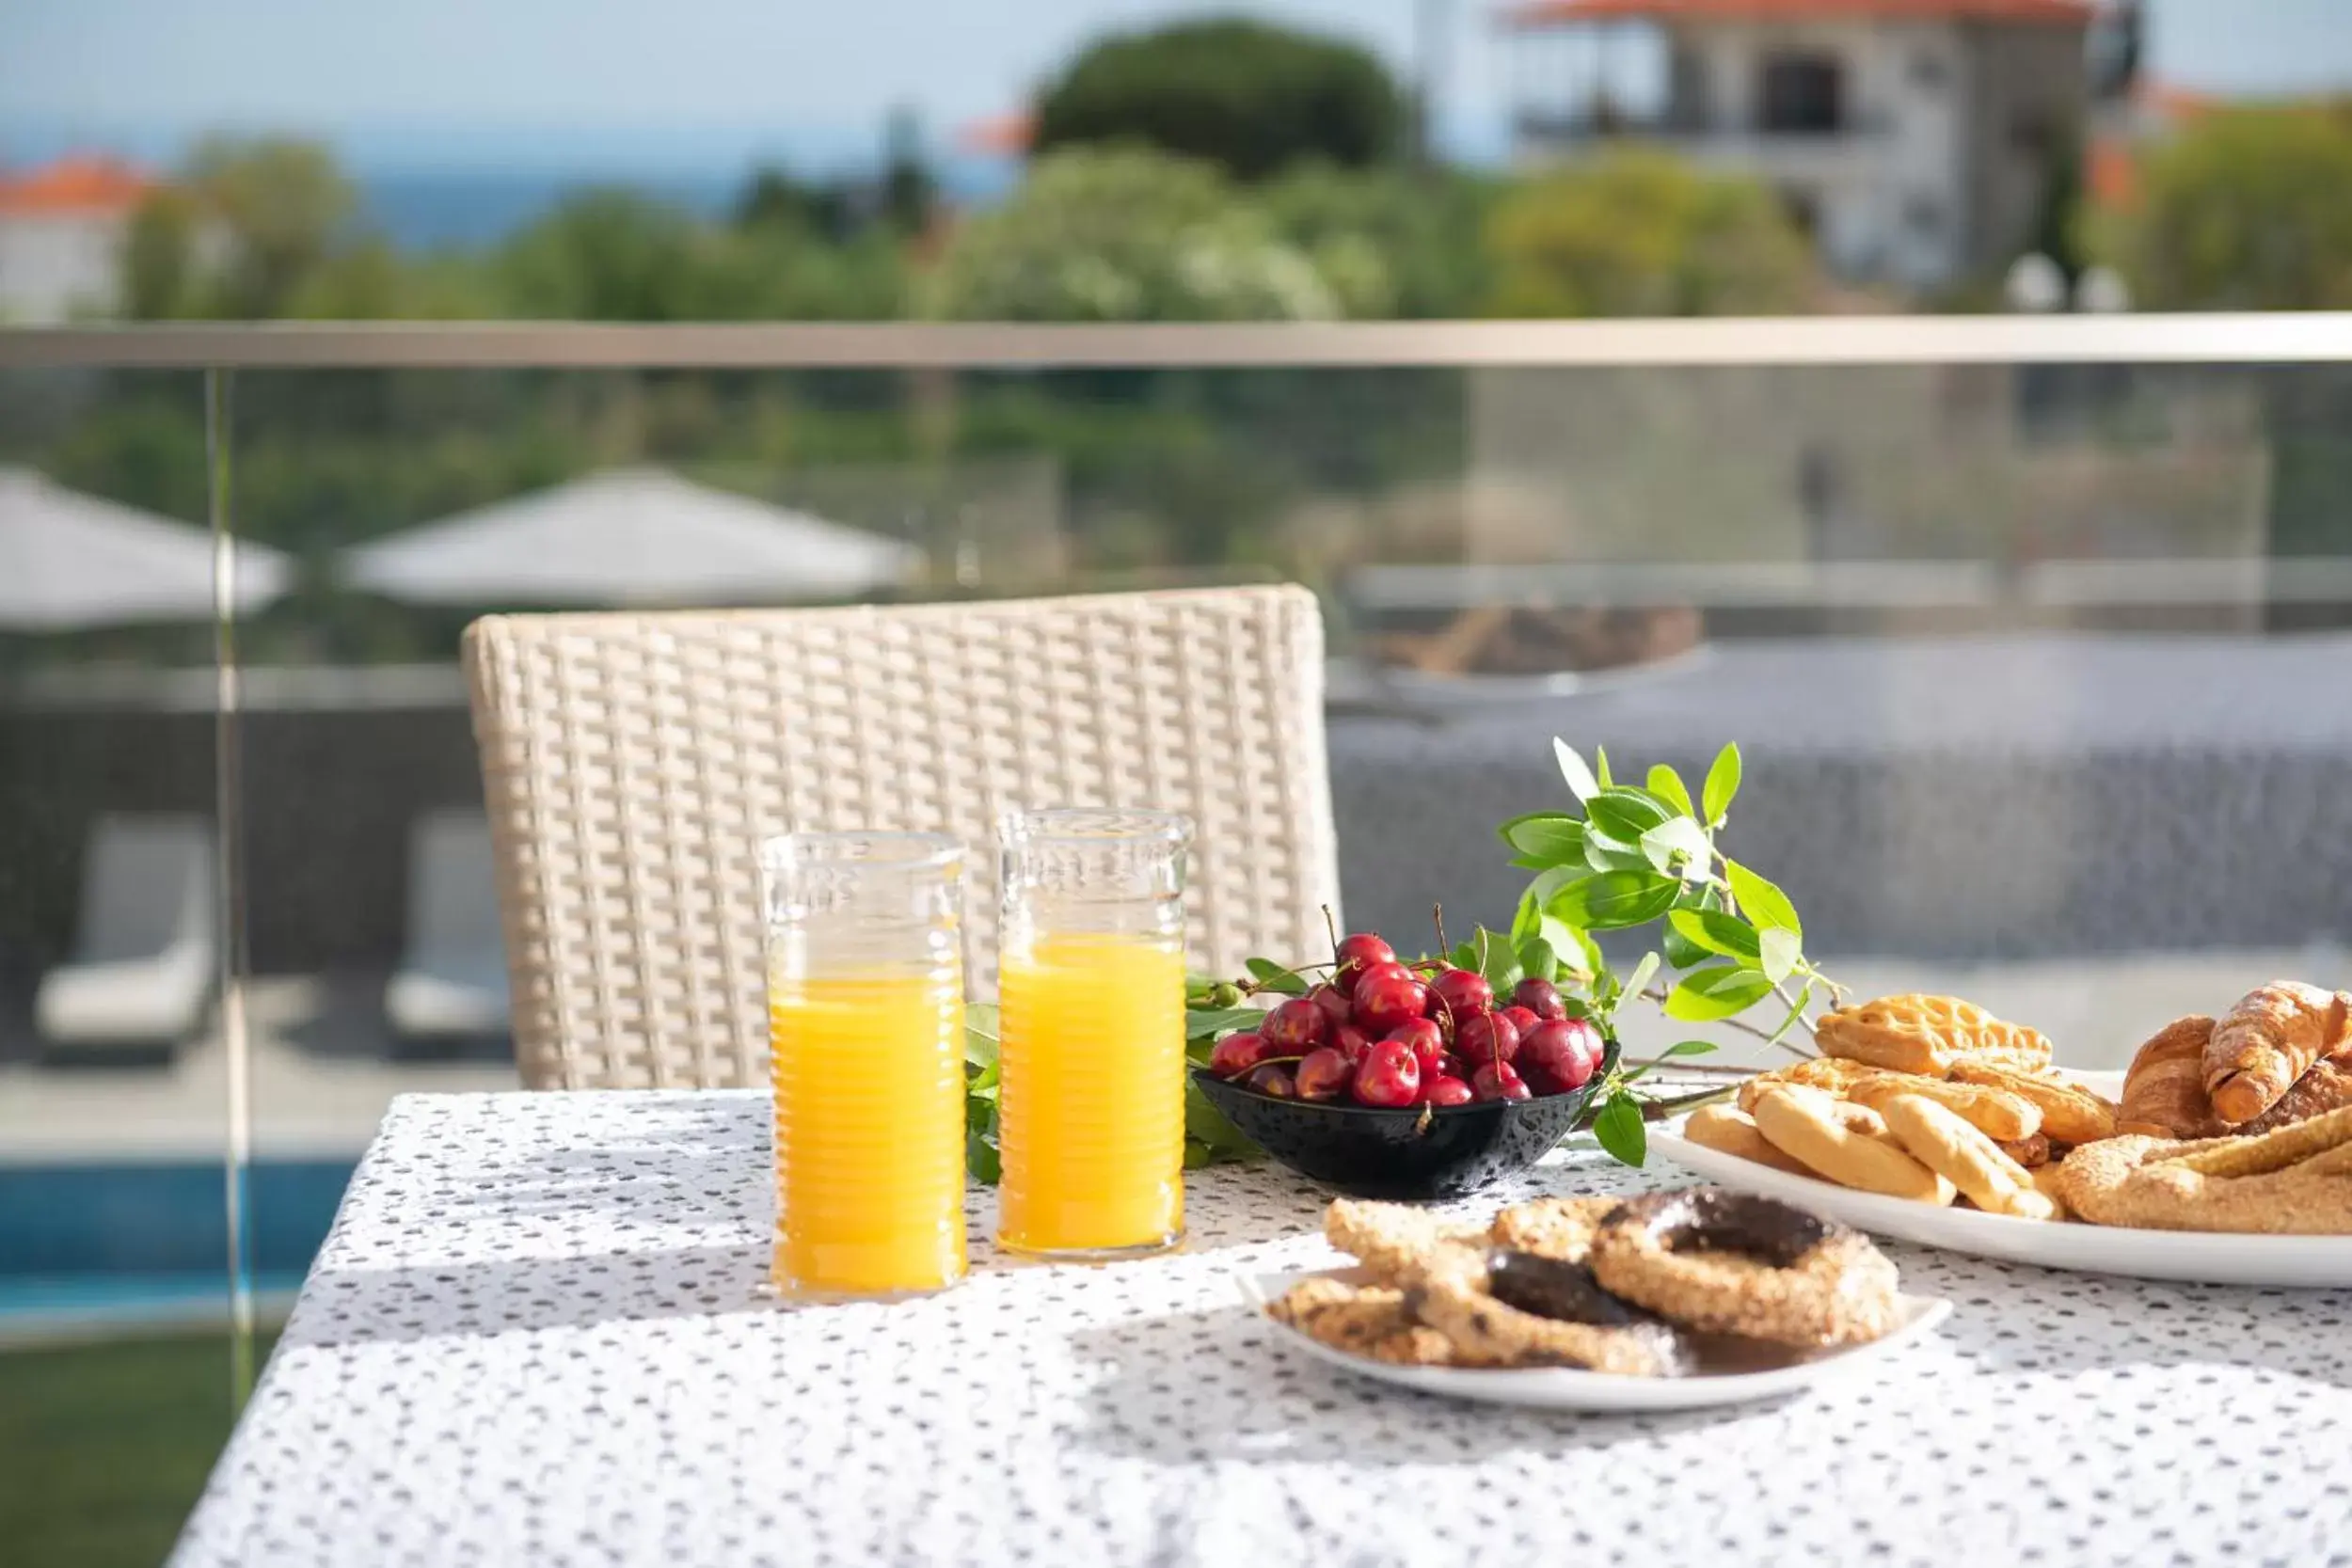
[0,1158,354,1333]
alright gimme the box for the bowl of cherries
[1191,931,1618,1200]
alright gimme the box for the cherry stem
[1431,902,1450,956]
[1320,904,1342,957]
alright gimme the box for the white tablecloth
[173,1090,2352,1568]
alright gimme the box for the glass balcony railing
[4,312,2351,1560]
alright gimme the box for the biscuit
[1750,1085,1956,1205]
[1266,1278,1461,1366]
[1324,1197,1488,1288]
[1845,1072,2042,1143]
[1683,1103,1817,1177]
[1734,1056,1881,1114]
[1877,1093,2058,1220]
[1817,994,2054,1078]
[2056,1110,2352,1234]
[1948,1060,2118,1146]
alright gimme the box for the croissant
[2204,982,2352,1127]
[2119,1015,2217,1138]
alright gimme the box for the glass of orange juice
[995,807,1193,1260]
[760,831,968,1299]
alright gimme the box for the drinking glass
[761,831,967,1298]
[995,807,1194,1259]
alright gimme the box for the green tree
[2102,103,2352,309]
[925,147,1341,321]
[184,135,358,317]
[119,187,204,319]
[499,189,905,320]
[1032,19,1406,182]
[1484,150,1816,317]
[1261,163,1498,318]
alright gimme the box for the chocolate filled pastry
[1587,1188,1903,1347]
[1406,1246,1694,1377]
[2204,982,2352,1127]
[2236,1057,2352,1135]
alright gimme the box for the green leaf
[1470,927,1521,992]
[1766,981,1816,1046]
[966,1126,1001,1184]
[1581,827,1652,874]
[1244,957,1309,996]
[1595,745,1614,789]
[1517,936,1558,986]
[1645,764,1695,817]
[1638,816,1713,876]
[1662,964,1776,1022]
[1540,914,1602,980]
[1591,1091,1647,1167]
[1702,742,1743,825]
[964,1004,1000,1070]
[1661,1039,1720,1058]
[1724,859,1802,940]
[1185,1076,1256,1156]
[1500,813,1587,866]
[1584,788,1672,844]
[1623,950,1661,1003]
[1184,1006,1263,1040]
[1549,870,1680,931]
[1449,940,1479,972]
[1552,737,1600,802]
[1665,908,1761,962]
[1758,926,1802,986]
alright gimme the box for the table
[174,1090,2352,1568]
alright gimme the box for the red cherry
[1333,932,1397,987]
[1429,968,1494,1022]
[1263,997,1328,1053]
[1309,984,1353,1028]
[1511,976,1568,1021]
[1454,1009,1521,1068]
[1500,1005,1541,1038]
[1352,964,1431,1035]
[1520,1019,1597,1094]
[1350,1037,1422,1108]
[1384,1018,1446,1078]
[1471,1061,1532,1102]
[1295,1046,1352,1101]
[1421,1075,1475,1107]
[1246,1063,1297,1098]
[1329,1022,1374,1066]
[1437,1053,1470,1082]
[1208,1030,1271,1079]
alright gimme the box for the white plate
[1241,1268,1951,1412]
[1650,1070,2352,1288]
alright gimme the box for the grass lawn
[0,1328,279,1568]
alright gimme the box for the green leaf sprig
[1502,738,1847,1167]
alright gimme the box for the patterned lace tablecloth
[173,1090,2352,1568]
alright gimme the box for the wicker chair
[463,585,1340,1089]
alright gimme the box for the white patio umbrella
[344,467,923,608]
[0,466,289,630]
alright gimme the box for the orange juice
[996,932,1186,1256]
[770,973,966,1296]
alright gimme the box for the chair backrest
[76,815,215,962]
[464,586,1339,1089]
[405,809,504,960]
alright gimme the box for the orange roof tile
[1505,0,2095,25]
[956,112,1035,157]
[0,156,155,216]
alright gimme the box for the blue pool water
[0,1159,356,1325]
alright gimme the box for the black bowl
[1192,1040,1620,1201]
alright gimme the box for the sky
[4,0,2350,173]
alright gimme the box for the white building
[1504,0,2099,292]
[0,157,153,324]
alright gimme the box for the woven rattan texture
[464,586,1338,1089]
